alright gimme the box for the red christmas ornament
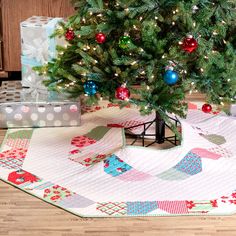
[65,29,75,41]
[202,103,212,113]
[181,36,198,53]
[95,33,106,44]
[115,85,130,100]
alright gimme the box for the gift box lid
[20,16,63,28]
[0,80,76,104]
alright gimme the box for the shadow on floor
[0,72,21,86]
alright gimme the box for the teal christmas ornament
[84,80,97,95]
[164,70,179,85]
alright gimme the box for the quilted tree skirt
[0,102,236,217]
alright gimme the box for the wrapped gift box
[0,81,81,128]
[20,16,66,99]
[231,104,236,116]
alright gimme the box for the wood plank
[186,92,206,102]
[1,0,75,71]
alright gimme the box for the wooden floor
[1,129,236,236]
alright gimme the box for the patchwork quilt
[0,102,236,217]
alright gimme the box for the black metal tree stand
[125,112,181,147]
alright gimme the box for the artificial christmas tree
[35,0,236,143]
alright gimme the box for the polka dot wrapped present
[0,81,81,128]
[0,101,81,128]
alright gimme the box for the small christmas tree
[36,0,236,132]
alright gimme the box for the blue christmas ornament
[164,70,179,85]
[84,80,98,95]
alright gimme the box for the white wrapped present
[20,16,67,100]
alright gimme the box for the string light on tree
[57,25,63,31]
[131,61,138,65]
[192,5,199,13]
[124,8,129,13]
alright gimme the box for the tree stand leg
[125,111,180,147]
[155,112,165,144]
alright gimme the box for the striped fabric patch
[5,138,30,149]
[157,201,189,214]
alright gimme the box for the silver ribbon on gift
[21,74,49,102]
[22,38,53,64]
